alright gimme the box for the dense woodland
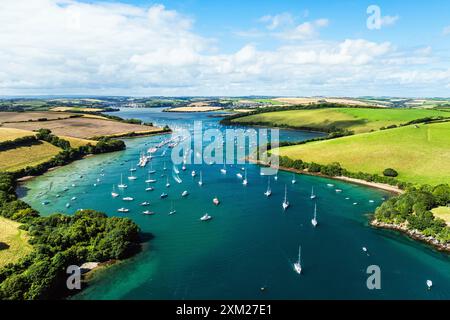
[374,185,450,243]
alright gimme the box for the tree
[383,168,398,177]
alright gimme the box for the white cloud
[259,12,294,30]
[443,25,450,35]
[0,0,448,96]
[276,19,329,40]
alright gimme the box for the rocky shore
[371,219,450,253]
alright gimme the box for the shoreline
[252,159,403,194]
[13,130,171,184]
[370,219,450,253]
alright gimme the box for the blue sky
[1,0,450,96]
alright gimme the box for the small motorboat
[123,197,134,201]
[71,197,77,201]
[181,190,189,197]
[213,197,220,205]
[200,213,212,221]
[426,280,433,290]
[160,193,168,199]
[191,170,196,177]
[117,208,129,213]
[140,202,150,206]
[143,210,154,215]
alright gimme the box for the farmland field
[232,107,450,133]
[0,128,35,142]
[0,111,76,123]
[0,217,33,268]
[0,142,61,172]
[273,97,377,106]
[3,117,163,140]
[50,107,104,112]
[274,121,450,185]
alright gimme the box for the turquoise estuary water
[19,108,450,299]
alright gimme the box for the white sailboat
[145,183,154,192]
[220,164,227,174]
[123,196,134,201]
[274,175,278,181]
[163,161,167,171]
[111,185,119,198]
[264,177,272,197]
[291,173,296,184]
[148,162,156,174]
[198,171,203,186]
[191,170,196,177]
[169,202,176,215]
[426,280,433,289]
[311,203,318,227]
[128,167,137,180]
[236,172,243,179]
[242,168,248,186]
[117,208,129,213]
[293,245,302,274]
[118,174,127,189]
[282,185,290,210]
[166,176,170,188]
[310,187,316,199]
[213,197,220,205]
[181,190,189,197]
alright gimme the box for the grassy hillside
[0,217,33,268]
[275,121,450,185]
[232,107,449,133]
[0,142,61,172]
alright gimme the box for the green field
[0,142,61,172]
[432,206,450,225]
[0,217,33,268]
[232,107,450,133]
[275,121,450,185]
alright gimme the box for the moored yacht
[198,171,203,186]
[264,177,272,197]
[200,213,212,221]
[111,185,119,198]
[282,185,290,211]
[293,245,302,275]
[118,174,128,189]
[310,187,316,199]
[311,203,318,227]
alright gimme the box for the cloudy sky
[1,0,450,97]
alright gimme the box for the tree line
[12,129,126,179]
